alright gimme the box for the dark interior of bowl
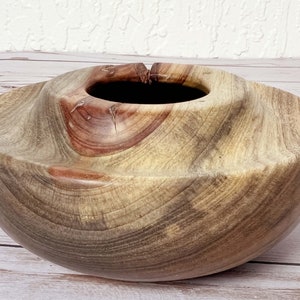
[87,81,207,104]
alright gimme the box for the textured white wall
[0,0,299,58]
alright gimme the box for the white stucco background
[0,0,299,58]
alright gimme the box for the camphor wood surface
[0,61,299,282]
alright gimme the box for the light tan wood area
[0,52,299,298]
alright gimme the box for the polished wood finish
[0,59,299,282]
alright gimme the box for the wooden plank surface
[0,247,300,300]
[0,52,299,299]
[1,51,300,67]
[0,55,299,96]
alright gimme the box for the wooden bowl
[0,63,299,282]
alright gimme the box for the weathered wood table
[0,52,299,299]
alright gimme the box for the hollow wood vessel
[0,63,299,282]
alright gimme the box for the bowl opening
[86,81,207,104]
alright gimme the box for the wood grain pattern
[1,223,300,264]
[0,59,299,282]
